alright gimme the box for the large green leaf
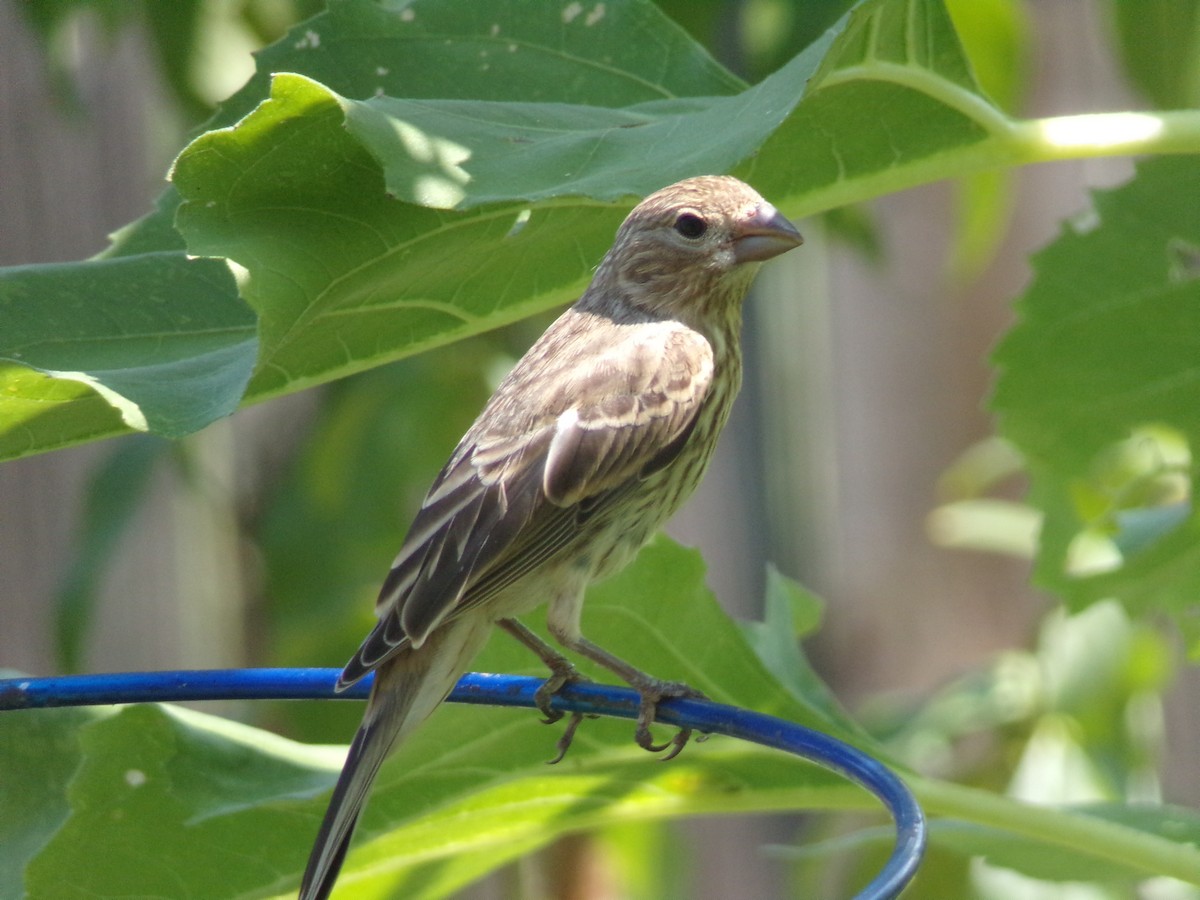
[5,0,1200,463]
[1,0,740,461]
[5,539,868,900]
[991,155,1200,643]
[1,0,1011,460]
[0,699,95,900]
[171,0,995,402]
[19,704,337,900]
[10,539,1200,898]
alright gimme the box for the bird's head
[592,175,802,323]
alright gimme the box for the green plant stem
[791,109,1200,218]
[1006,110,1200,161]
[912,776,1200,886]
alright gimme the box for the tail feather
[298,617,491,900]
[298,710,394,900]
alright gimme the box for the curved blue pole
[1,669,925,898]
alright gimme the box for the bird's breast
[588,345,742,580]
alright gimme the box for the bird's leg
[549,630,706,761]
[498,618,589,719]
[498,618,594,763]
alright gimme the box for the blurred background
[2,1,1197,897]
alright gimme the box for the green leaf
[991,155,1200,633]
[109,0,748,260]
[994,156,1200,473]
[739,566,869,745]
[0,253,256,459]
[171,0,994,404]
[6,539,871,900]
[261,0,747,108]
[337,78,810,210]
[9,0,1200,464]
[0,0,749,461]
[19,704,338,900]
[0,0,1022,460]
[0,703,96,900]
[170,72,624,402]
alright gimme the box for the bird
[298,175,802,899]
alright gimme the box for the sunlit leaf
[5,539,866,900]
[1,0,1007,461]
[0,253,255,459]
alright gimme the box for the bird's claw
[637,723,692,760]
[534,659,587,723]
[632,679,706,761]
[536,661,598,764]
[546,712,586,765]
[538,666,706,763]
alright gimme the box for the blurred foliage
[4,0,1200,898]
[944,0,1030,278]
[52,435,169,673]
[1110,0,1200,109]
[19,0,324,120]
[992,157,1200,653]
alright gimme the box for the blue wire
[1,669,925,898]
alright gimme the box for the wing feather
[339,317,714,688]
[542,332,712,506]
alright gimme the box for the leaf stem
[786,109,1200,219]
[819,61,1013,135]
[1005,111,1200,163]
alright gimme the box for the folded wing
[338,320,714,688]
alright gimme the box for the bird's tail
[298,616,491,900]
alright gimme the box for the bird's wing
[338,320,714,687]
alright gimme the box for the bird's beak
[732,202,803,263]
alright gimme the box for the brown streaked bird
[299,175,802,899]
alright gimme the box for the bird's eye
[673,212,708,240]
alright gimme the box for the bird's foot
[534,657,587,723]
[631,679,707,761]
[535,660,597,765]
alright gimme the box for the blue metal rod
[1,669,925,898]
